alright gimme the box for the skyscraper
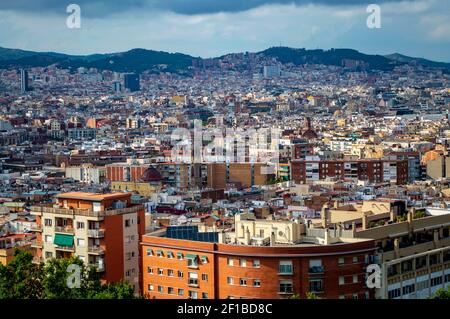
[123,73,140,92]
[20,69,30,94]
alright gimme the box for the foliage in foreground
[0,250,137,299]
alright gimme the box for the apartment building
[141,219,376,299]
[291,157,408,185]
[106,160,207,191]
[30,192,145,294]
[207,163,275,189]
[0,233,33,265]
[352,208,450,299]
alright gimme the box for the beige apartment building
[30,192,145,294]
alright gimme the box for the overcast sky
[0,0,449,61]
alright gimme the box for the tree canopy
[0,249,137,299]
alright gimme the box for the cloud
[0,0,415,16]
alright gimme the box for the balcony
[309,266,325,274]
[188,279,199,287]
[30,225,42,232]
[32,256,44,264]
[87,229,105,238]
[88,246,105,255]
[54,245,75,252]
[89,262,105,272]
[278,266,293,275]
[54,226,75,234]
[31,240,43,248]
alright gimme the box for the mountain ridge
[0,46,449,74]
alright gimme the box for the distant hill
[385,53,450,69]
[258,47,396,71]
[0,46,448,74]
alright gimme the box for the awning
[186,254,198,260]
[54,234,74,247]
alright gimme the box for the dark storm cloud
[0,0,409,16]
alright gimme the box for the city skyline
[0,0,449,61]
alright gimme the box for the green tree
[431,286,450,299]
[288,293,301,299]
[306,292,320,299]
[89,280,137,299]
[0,251,138,299]
[41,256,99,299]
[0,249,43,299]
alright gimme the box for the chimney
[408,208,414,223]
[321,204,329,228]
[389,209,396,222]
[245,227,251,245]
[362,212,369,230]
[270,231,276,245]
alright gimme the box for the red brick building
[141,231,376,299]
[291,158,408,185]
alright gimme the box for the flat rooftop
[56,192,130,201]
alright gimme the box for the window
[168,287,174,295]
[352,294,358,299]
[202,274,208,281]
[240,278,247,286]
[146,249,153,256]
[188,273,199,286]
[353,275,359,283]
[188,291,198,299]
[148,284,154,291]
[147,267,153,274]
[45,251,53,258]
[158,286,163,293]
[279,280,293,294]
[76,238,85,247]
[157,250,163,257]
[45,235,53,243]
[227,258,234,266]
[279,260,293,274]
[125,270,131,277]
[309,279,323,293]
[352,256,359,263]
[167,251,174,259]
[187,255,199,268]
[388,288,401,299]
[253,279,261,287]
[178,289,184,296]
[125,219,131,227]
[240,259,247,267]
[253,259,261,268]
[177,252,183,260]
[339,295,345,299]
[178,270,183,278]
[431,276,443,287]
[76,222,84,229]
[158,268,164,276]
[338,257,345,265]
[201,256,208,264]
[227,277,234,285]
[44,219,52,227]
[339,276,345,285]
[402,284,415,295]
[168,269,174,277]
[202,292,208,299]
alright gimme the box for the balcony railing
[309,266,325,274]
[32,256,44,264]
[54,245,75,251]
[87,229,105,238]
[278,266,293,275]
[55,226,75,234]
[88,246,105,254]
[89,262,105,272]
[30,204,143,218]
[30,225,42,232]
[31,240,43,248]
